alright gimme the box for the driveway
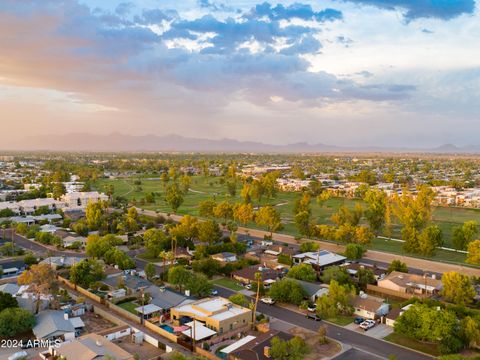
[345,323,393,339]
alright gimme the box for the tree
[180,175,191,194]
[417,225,443,256]
[344,243,365,260]
[85,201,106,230]
[70,259,105,289]
[233,203,254,227]
[192,258,221,278]
[187,273,212,297]
[357,268,375,289]
[293,193,311,216]
[364,189,387,234]
[144,263,156,281]
[240,183,253,204]
[0,308,35,337]
[316,280,354,318]
[226,180,237,197]
[466,239,480,265]
[252,272,261,329]
[320,266,351,285]
[169,215,199,243]
[387,260,408,273]
[0,292,18,312]
[394,304,461,354]
[269,278,307,305]
[270,336,309,360]
[24,253,38,267]
[255,206,282,236]
[287,263,317,282]
[460,316,480,349]
[165,183,184,213]
[199,199,216,217]
[168,266,193,292]
[440,271,476,306]
[143,229,169,258]
[229,293,248,307]
[197,220,222,244]
[17,263,57,313]
[299,241,319,253]
[294,211,313,237]
[213,201,234,223]
[317,325,328,344]
[452,221,478,250]
[316,191,331,207]
[331,204,363,227]
[392,186,434,253]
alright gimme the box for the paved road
[213,286,433,360]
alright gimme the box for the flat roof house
[292,250,346,270]
[171,297,251,335]
[377,271,442,296]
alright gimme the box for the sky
[0,0,479,148]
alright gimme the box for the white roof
[293,250,346,267]
[69,317,85,328]
[181,321,217,341]
[173,297,250,322]
[135,304,161,315]
[220,336,256,354]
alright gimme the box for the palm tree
[159,250,167,274]
[251,272,262,330]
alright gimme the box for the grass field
[117,301,139,314]
[211,277,244,291]
[93,175,480,265]
[384,333,440,357]
[326,315,354,326]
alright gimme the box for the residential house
[102,274,152,294]
[171,297,251,335]
[135,303,162,320]
[147,285,193,312]
[40,256,83,269]
[232,265,281,285]
[62,235,87,248]
[352,294,389,320]
[32,310,77,341]
[228,330,293,360]
[51,333,133,360]
[292,250,346,271]
[294,279,329,302]
[211,252,238,263]
[0,283,20,296]
[377,271,442,296]
[344,263,387,281]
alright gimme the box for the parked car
[245,284,252,290]
[211,289,218,296]
[9,351,28,360]
[359,320,376,331]
[354,316,365,325]
[307,303,316,312]
[306,312,321,321]
[261,297,275,305]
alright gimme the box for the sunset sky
[0,0,479,148]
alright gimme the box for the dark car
[354,317,365,324]
[306,312,321,321]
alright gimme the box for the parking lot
[345,323,393,339]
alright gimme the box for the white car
[8,351,28,360]
[260,297,275,305]
[359,320,376,331]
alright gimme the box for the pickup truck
[359,320,376,331]
[260,297,275,305]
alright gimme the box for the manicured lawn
[326,315,354,326]
[117,301,139,314]
[384,332,440,357]
[93,175,480,265]
[211,277,244,291]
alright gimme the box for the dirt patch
[82,311,116,334]
[289,326,342,360]
[113,337,164,360]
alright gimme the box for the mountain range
[7,133,480,154]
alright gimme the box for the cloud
[340,0,476,21]
[246,2,343,22]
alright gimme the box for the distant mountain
[7,133,480,154]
